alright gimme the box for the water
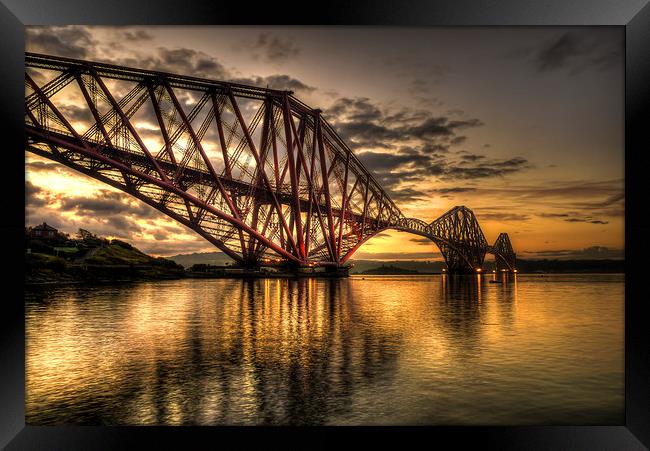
[25,274,624,425]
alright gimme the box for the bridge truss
[24,53,516,273]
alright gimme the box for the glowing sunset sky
[25,26,624,260]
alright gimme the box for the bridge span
[25,52,516,274]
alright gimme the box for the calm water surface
[25,274,624,425]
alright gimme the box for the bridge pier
[324,265,350,277]
[445,268,482,275]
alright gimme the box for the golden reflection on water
[26,274,624,425]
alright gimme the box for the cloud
[26,26,96,59]
[59,190,157,218]
[231,74,315,93]
[249,33,300,63]
[327,97,482,151]
[515,30,623,75]
[524,246,623,260]
[443,157,529,180]
[329,97,384,123]
[564,218,609,225]
[25,160,60,173]
[320,96,530,201]
[477,212,530,222]
[25,181,165,241]
[355,148,529,197]
[432,187,477,194]
[58,104,93,123]
[26,27,314,96]
[384,186,429,202]
[409,237,432,244]
[537,212,569,218]
[25,181,47,208]
[479,180,624,220]
[429,187,478,199]
[460,154,485,162]
[121,29,154,42]
[114,47,230,80]
[536,32,584,72]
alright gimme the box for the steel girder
[24,53,516,271]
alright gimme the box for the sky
[24,26,624,260]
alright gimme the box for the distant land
[358,265,420,275]
[165,251,624,274]
[165,251,234,268]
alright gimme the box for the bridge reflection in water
[25,274,623,425]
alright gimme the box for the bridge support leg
[440,247,485,274]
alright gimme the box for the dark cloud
[572,192,624,209]
[461,184,623,230]
[538,212,570,218]
[153,230,171,241]
[321,96,528,201]
[357,152,426,173]
[479,180,624,220]
[26,27,313,95]
[231,74,315,93]
[151,48,229,79]
[327,97,481,151]
[25,181,47,208]
[536,32,583,72]
[58,104,93,124]
[329,97,384,123]
[564,218,609,225]
[478,212,530,222]
[385,187,429,202]
[526,31,623,75]
[459,154,483,163]
[421,143,451,155]
[25,160,60,173]
[444,157,529,180]
[60,190,158,219]
[409,237,432,244]
[26,26,96,59]
[433,187,477,194]
[121,29,154,42]
[105,216,143,234]
[525,246,623,260]
[355,149,528,201]
[249,33,300,63]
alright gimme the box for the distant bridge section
[24,52,516,273]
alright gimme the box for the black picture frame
[2,1,649,448]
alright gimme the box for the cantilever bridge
[24,53,516,274]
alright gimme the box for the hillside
[26,231,185,284]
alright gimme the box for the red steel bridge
[24,53,516,274]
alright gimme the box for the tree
[77,228,98,242]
